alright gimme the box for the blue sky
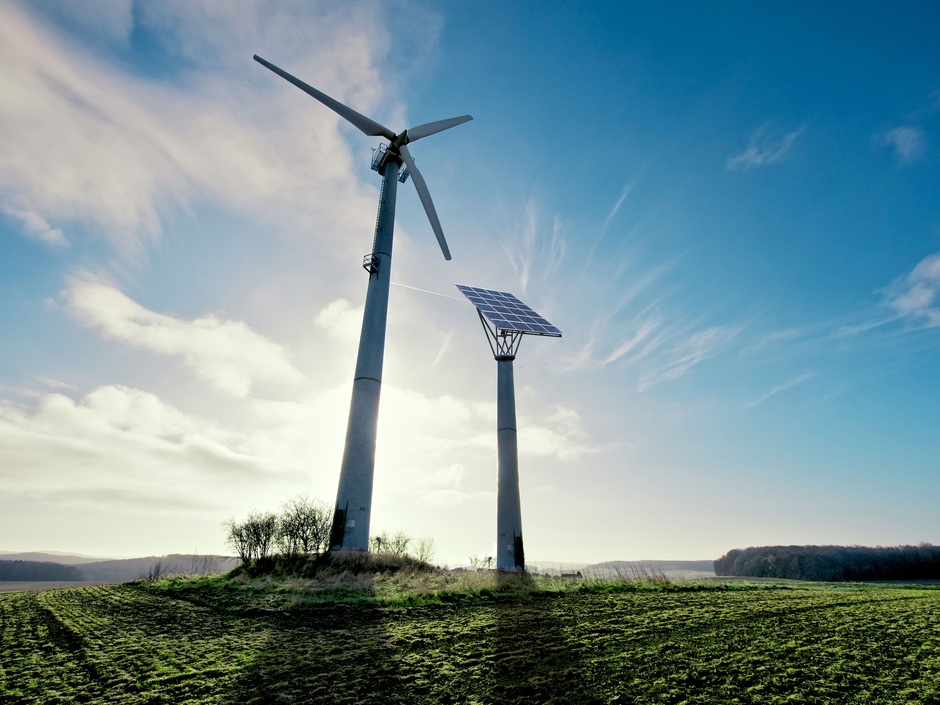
[1,1,939,565]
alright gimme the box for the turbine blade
[254,55,395,140]
[406,115,473,143]
[399,144,451,260]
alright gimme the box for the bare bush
[370,530,413,556]
[413,536,437,564]
[226,512,278,564]
[225,518,252,564]
[246,512,278,561]
[387,530,411,556]
[277,496,332,557]
[186,553,215,575]
[468,554,493,570]
[370,530,434,559]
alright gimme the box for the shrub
[276,496,331,558]
[225,511,278,563]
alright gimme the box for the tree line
[714,544,940,581]
[225,496,436,565]
[0,560,82,581]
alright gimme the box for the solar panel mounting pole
[485,322,526,571]
[455,285,562,572]
[496,344,525,571]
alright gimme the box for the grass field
[2,574,940,704]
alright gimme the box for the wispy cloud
[1,203,68,247]
[745,372,814,409]
[726,125,804,171]
[601,179,636,233]
[41,0,134,46]
[884,252,940,326]
[879,126,926,166]
[581,179,640,280]
[0,2,384,261]
[559,333,599,372]
[66,275,305,398]
[741,328,804,356]
[35,376,77,391]
[638,325,744,391]
[503,199,566,295]
[603,319,661,366]
[431,330,454,368]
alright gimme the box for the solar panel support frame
[478,309,524,360]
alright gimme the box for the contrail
[391,281,463,300]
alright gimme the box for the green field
[2,577,940,703]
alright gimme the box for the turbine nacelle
[253,54,471,261]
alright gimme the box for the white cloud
[1,203,68,247]
[394,463,470,507]
[726,125,804,171]
[0,372,604,532]
[369,386,606,508]
[314,298,364,349]
[37,0,134,46]
[66,276,305,397]
[0,385,269,511]
[0,2,385,261]
[880,126,925,165]
[518,403,612,461]
[885,252,940,326]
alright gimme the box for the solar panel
[455,284,562,337]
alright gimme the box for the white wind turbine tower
[254,55,471,552]
[455,284,562,571]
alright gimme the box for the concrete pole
[496,355,524,570]
[330,161,400,552]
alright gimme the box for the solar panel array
[455,284,562,337]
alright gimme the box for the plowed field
[2,583,939,703]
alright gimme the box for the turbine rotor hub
[389,130,409,153]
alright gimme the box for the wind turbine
[455,284,562,571]
[254,55,471,552]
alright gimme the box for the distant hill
[0,554,238,583]
[0,551,107,565]
[79,555,239,582]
